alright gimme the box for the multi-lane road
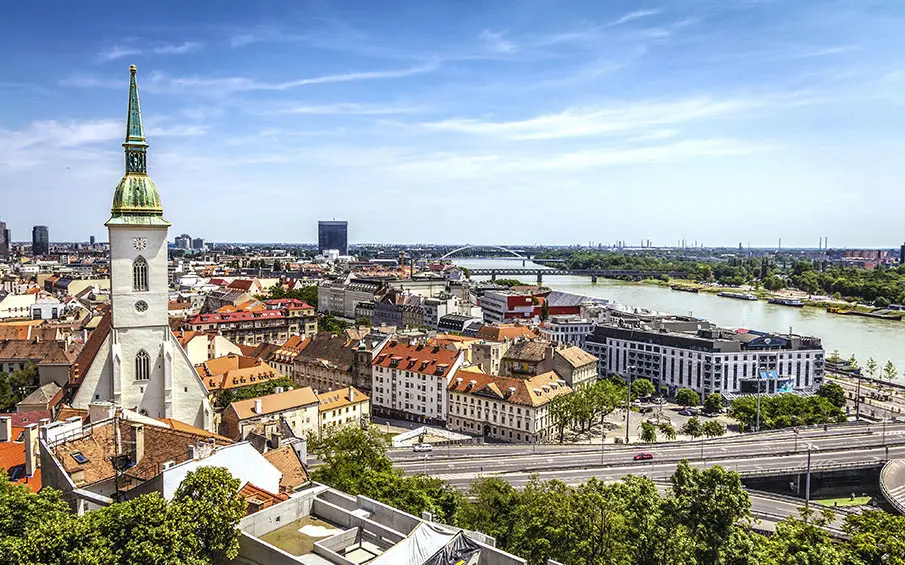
[391,423,904,532]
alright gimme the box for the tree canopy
[729,394,845,431]
[0,466,246,565]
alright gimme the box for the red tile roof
[0,426,41,492]
[372,341,460,378]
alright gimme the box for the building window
[133,256,149,291]
[135,349,150,381]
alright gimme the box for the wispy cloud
[149,60,440,93]
[479,30,518,54]
[608,9,663,27]
[268,103,424,116]
[98,41,203,62]
[422,97,765,140]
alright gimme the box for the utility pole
[625,366,636,444]
[855,369,862,421]
[805,444,816,508]
[756,366,765,432]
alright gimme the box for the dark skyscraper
[0,219,9,260]
[90,235,96,245]
[32,225,49,256]
[900,243,905,265]
[318,221,348,255]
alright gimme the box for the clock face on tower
[132,237,148,251]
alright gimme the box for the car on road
[652,397,667,405]
[678,409,693,416]
[633,452,654,461]
[413,444,433,453]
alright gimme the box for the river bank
[455,258,905,373]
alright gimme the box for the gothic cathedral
[72,66,213,431]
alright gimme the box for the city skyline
[2,1,905,246]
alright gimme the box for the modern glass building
[32,225,49,256]
[318,220,348,255]
[0,220,9,260]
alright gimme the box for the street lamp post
[805,443,817,509]
[855,369,862,421]
[793,428,799,452]
[756,365,766,432]
[625,366,636,445]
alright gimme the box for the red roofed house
[371,340,464,425]
[183,299,317,346]
[0,415,41,492]
[447,367,572,443]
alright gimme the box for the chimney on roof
[254,398,263,415]
[130,423,144,466]
[348,385,354,402]
[0,416,11,442]
[274,386,284,394]
[24,424,39,478]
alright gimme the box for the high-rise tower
[73,66,213,430]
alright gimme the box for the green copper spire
[107,65,169,227]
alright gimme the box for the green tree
[681,417,704,440]
[828,349,842,364]
[639,420,657,443]
[320,313,349,335]
[844,509,905,564]
[0,476,70,539]
[0,363,38,412]
[702,420,726,438]
[171,466,247,562]
[849,354,859,369]
[884,361,898,382]
[676,388,701,407]
[355,316,371,326]
[763,510,846,565]
[667,460,751,564]
[816,382,846,408]
[495,279,526,288]
[703,393,724,415]
[867,357,878,379]
[658,421,677,441]
[631,378,655,399]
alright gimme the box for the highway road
[390,423,891,535]
[392,422,905,484]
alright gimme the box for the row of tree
[829,350,902,382]
[534,250,905,304]
[729,385,846,431]
[311,427,905,565]
[0,466,246,565]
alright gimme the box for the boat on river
[718,291,757,301]
[827,307,903,320]
[768,297,805,307]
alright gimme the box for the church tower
[73,66,213,430]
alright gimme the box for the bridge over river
[466,267,689,284]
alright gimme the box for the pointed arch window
[133,256,149,292]
[135,349,150,381]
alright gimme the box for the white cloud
[153,41,203,55]
[269,103,423,116]
[153,60,439,93]
[422,97,763,140]
[479,30,518,54]
[608,9,663,27]
[97,41,202,62]
[98,46,142,62]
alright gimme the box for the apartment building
[479,291,536,324]
[447,368,572,443]
[316,386,369,438]
[183,299,316,345]
[584,321,825,398]
[371,341,464,425]
[538,315,595,347]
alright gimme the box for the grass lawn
[816,496,872,507]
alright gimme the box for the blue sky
[1,0,904,247]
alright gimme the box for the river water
[455,258,905,374]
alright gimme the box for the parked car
[639,406,654,413]
[652,397,667,405]
[413,444,433,453]
[633,452,654,461]
[678,409,693,417]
